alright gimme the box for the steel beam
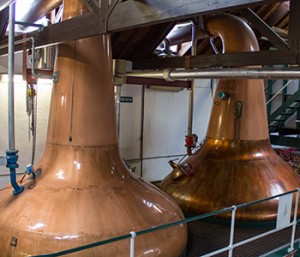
[0,12,100,55]
[133,50,300,70]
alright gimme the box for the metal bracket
[100,0,120,33]
[113,59,128,85]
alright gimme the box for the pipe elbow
[204,14,259,53]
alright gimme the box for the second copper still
[0,0,187,256]
[161,14,300,221]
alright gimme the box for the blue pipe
[6,150,24,195]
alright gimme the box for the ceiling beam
[133,50,300,70]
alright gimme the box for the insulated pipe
[186,21,197,155]
[8,2,15,150]
[17,0,62,24]
[7,2,24,195]
[127,68,300,80]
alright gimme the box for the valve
[6,150,24,195]
[185,134,198,148]
[217,91,230,100]
[169,160,192,182]
[25,164,36,179]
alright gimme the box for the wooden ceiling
[111,1,291,61]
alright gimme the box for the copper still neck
[205,14,269,141]
[48,0,116,147]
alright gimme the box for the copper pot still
[0,0,187,256]
[161,14,300,221]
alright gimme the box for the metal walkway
[186,221,300,257]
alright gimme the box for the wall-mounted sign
[120,96,133,103]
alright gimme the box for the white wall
[0,75,214,190]
[119,79,213,182]
[0,75,52,188]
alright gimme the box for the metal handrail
[266,80,292,105]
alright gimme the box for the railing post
[228,206,237,257]
[288,189,300,252]
[130,231,136,257]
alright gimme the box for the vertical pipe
[140,85,145,178]
[8,2,15,151]
[266,80,273,120]
[7,2,23,195]
[186,21,197,155]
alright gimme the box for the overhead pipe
[7,2,23,195]
[186,20,197,155]
[165,20,208,46]
[127,67,300,80]
[17,0,62,25]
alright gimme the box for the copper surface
[0,0,187,256]
[161,14,300,221]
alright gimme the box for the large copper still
[161,14,300,221]
[0,0,187,256]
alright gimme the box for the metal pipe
[140,85,145,177]
[17,0,62,24]
[186,21,197,155]
[7,2,24,195]
[127,67,300,80]
[8,2,15,151]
